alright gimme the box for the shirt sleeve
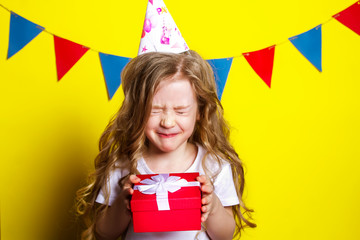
[213,162,240,207]
[95,168,128,206]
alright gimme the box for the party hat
[138,0,189,55]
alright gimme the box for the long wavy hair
[76,50,256,240]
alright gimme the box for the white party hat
[138,0,189,55]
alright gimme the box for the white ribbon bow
[134,174,200,211]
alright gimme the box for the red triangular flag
[333,1,360,35]
[54,36,89,81]
[243,46,275,88]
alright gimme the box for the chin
[157,145,177,153]
[152,142,183,153]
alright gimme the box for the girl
[76,50,256,240]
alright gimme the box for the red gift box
[131,172,201,232]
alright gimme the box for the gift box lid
[131,172,201,212]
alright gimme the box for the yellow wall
[1,0,359,239]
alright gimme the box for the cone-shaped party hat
[138,0,189,55]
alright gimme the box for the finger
[201,207,210,222]
[201,213,209,222]
[201,205,208,213]
[197,175,213,188]
[201,184,214,194]
[201,194,212,205]
[196,175,208,184]
[122,181,133,191]
[122,185,134,198]
[123,175,141,197]
[129,174,141,184]
[121,175,139,190]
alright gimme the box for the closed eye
[151,109,162,114]
[174,105,191,115]
[176,111,187,115]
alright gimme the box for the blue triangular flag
[99,53,131,100]
[289,25,322,72]
[207,58,233,100]
[7,12,44,59]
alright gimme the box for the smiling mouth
[158,133,178,138]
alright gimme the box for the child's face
[145,75,199,154]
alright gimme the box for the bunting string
[1,1,359,100]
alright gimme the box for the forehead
[152,77,197,106]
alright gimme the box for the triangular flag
[333,1,360,35]
[138,0,188,55]
[99,53,131,100]
[243,46,275,88]
[7,12,44,59]
[54,36,89,81]
[289,25,322,72]
[207,58,233,100]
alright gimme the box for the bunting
[1,1,359,100]
[289,25,322,72]
[99,53,131,100]
[243,46,275,88]
[54,36,89,81]
[333,1,360,35]
[7,12,44,59]
[207,58,233,99]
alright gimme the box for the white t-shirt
[96,145,240,240]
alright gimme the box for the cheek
[183,115,198,131]
[144,119,153,135]
[145,116,160,133]
[144,125,155,144]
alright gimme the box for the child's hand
[118,174,141,210]
[197,175,221,223]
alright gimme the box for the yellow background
[1,0,359,239]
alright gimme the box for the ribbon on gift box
[134,174,200,211]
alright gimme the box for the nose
[160,112,176,128]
